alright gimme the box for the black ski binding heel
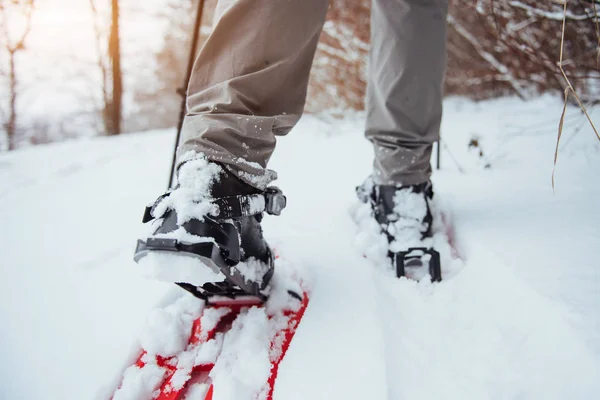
[394,247,442,282]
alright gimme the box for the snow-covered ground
[1,95,599,399]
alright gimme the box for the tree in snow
[89,0,123,136]
[0,0,34,150]
[307,0,600,109]
[446,0,599,101]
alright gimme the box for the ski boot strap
[212,186,287,219]
[142,186,287,223]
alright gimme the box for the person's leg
[366,0,448,186]
[359,0,448,279]
[178,0,330,189]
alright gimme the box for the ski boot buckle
[265,187,287,216]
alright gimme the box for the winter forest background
[1,0,599,151]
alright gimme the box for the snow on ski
[111,256,309,400]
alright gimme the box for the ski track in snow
[1,96,600,399]
[371,242,599,399]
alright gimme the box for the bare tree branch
[447,13,528,99]
[510,0,594,21]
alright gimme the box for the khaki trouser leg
[366,0,448,186]
[178,0,329,189]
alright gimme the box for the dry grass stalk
[594,1,600,67]
[553,0,600,189]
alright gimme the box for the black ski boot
[134,157,286,300]
[357,176,441,281]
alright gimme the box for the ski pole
[168,0,206,190]
[436,139,441,170]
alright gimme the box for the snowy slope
[1,95,599,399]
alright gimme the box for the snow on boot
[357,176,441,281]
[134,156,286,299]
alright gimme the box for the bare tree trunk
[1,1,34,150]
[7,50,17,150]
[107,0,122,135]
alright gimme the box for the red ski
[111,289,308,400]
